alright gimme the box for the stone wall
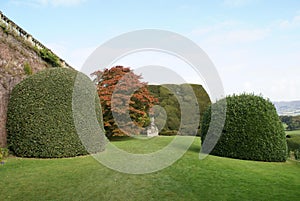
[0,11,73,147]
[0,11,71,68]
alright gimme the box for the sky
[1,0,300,101]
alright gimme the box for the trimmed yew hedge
[6,68,104,158]
[148,84,211,136]
[201,94,287,162]
[286,134,300,160]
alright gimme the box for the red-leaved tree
[92,66,158,138]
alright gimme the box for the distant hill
[273,101,300,116]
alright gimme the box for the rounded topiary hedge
[201,94,287,162]
[6,68,104,158]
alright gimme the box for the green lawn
[1,136,299,201]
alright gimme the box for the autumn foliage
[92,66,158,138]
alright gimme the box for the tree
[92,66,158,138]
[280,115,300,130]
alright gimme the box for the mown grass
[0,136,299,201]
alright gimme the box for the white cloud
[224,28,269,43]
[269,78,300,101]
[243,81,253,92]
[50,0,86,6]
[111,51,206,86]
[10,0,86,7]
[68,46,97,70]
[190,20,239,36]
[222,0,254,7]
[278,15,300,29]
[190,20,269,45]
[45,41,97,70]
[46,42,68,58]
[188,15,300,101]
[201,28,270,45]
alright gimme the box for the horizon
[1,0,300,102]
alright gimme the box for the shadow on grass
[160,136,201,153]
[109,136,135,141]
[109,135,202,155]
[109,134,155,142]
[188,144,201,153]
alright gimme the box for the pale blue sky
[1,0,300,101]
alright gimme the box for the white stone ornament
[147,117,159,137]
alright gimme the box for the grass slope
[1,136,299,201]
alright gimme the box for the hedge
[286,134,300,160]
[6,68,105,158]
[148,84,211,136]
[201,94,287,162]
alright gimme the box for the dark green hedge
[201,94,287,162]
[148,84,211,136]
[287,136,300,151]
[6,68,104,158]
[286,134,300,160]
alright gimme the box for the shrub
[148,84,210,136]
[6,68,104,158]
[201,94,287,162]
[295,150,300,160]
[0,23,9,35]
[0,148,9,163]
[23,62,33,75]
[286,134,300,160]
[39,48,61,67]
[286,137,300,151]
